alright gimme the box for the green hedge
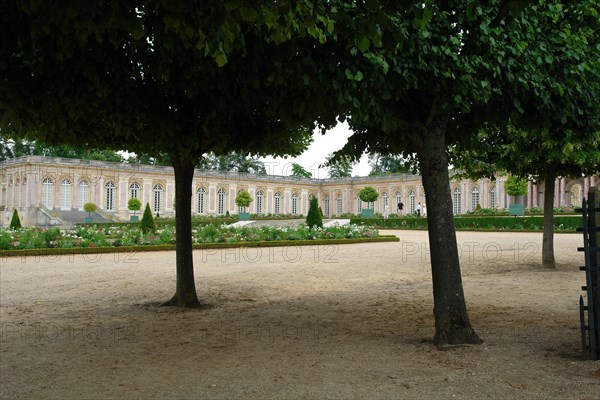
[0,235,399,258]
[350,216,581,232]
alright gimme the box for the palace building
[0,156,596,227]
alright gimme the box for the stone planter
[84,217,94,223]
[361,209,375,218]
[130,216,139,222]
[239,212,250,221]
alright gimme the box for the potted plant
[505,175,527,216]
[128,197,142,222]
[358,186,378,218]
[83,202,97,223]
[235,190,253,220]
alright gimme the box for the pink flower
[89,243,95,248]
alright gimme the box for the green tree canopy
[1,1,341,307]
[325,153,354,178]
[290,163,313,178]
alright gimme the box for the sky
[260,121,371,179]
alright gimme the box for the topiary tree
[83,202,97,217]
[504,175,528,196]
[235,190,253,212]
[306,197,323,230]
[358,186,379,204]
[140,203,156,234]
[128,197,142,216]
[10,209,21,229]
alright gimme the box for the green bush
[358,186,379,203]
[83,202,97,216]
[306,197,323,230]
[128,198,142,215]
[140,203,156,233]
[504,175,528,196]
[350,215,581,231]
[10,209,21,230]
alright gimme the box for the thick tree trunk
[162,157,202,308]
[542,166,556,269]
[416,113,482,347]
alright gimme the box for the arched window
[153,184,163,213]
[395,191,402,210]
[453,188,462,215]
[105,181,116,211]
[408,191,416,213]
[570,184,583,207]
[381,192,388,213]
[274,191,282,215]
[471,187,480,211]
[60,179,72,210]
[337,194,343,215]
[291,192,299,215]
[78,180,89,209]
[129,182,140,199]
[356,195,362,213]
[42,178,54,209]
[217,188,226,215]
[324,195,330,217]
[197,187,206,214]
[489,186,497,209]
[256,190,264,215]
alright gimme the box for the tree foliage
[234,190,253,209]
[140,203,156,234]
[290,163,313,178]
[368,154,412,176]
[358,186,379,203]
[83,203,97,216]
[306,197,323,230]
[325,153,354,178]
[128,198,142,215]
[504,175,529,197]
[10,209,21,230]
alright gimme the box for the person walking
[397,201,404,215]
[416,202,422,217]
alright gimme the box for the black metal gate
[578,189,600,360]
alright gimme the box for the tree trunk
[416,113,482,347]
[162,157,202,307]
[542,166,556,269]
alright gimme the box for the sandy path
[1,230,598,399]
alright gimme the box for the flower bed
[0,223,380,251]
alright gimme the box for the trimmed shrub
[306,197,323,230]
[83,202,97,216]
[10,209,21,230]
[358,186,379,203]
[504,175,528,196]
[235,190,253,210]
[128,198,142,215]
[140,203,156,233]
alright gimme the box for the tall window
[291,192,299,215]
[153,184,163,213]
[256,191,264,214]
[218,188,226,215]
[197,187,206,214]
[60,179,72,210]
[105,181,116,211]
[490,186,497,209]
[356,196,362,213]
[78,180,89,209]
[381,192,388,213]
[453,188,462,215]
[471,187,480,210]
[337,194,343,215]
[274,192,282,215]
[395,191,401,209]
[42,178,54,209]
[324,195,330,217]
[409,190,416,213]
[129,182,140,199]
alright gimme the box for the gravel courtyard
[1,230,598,399]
